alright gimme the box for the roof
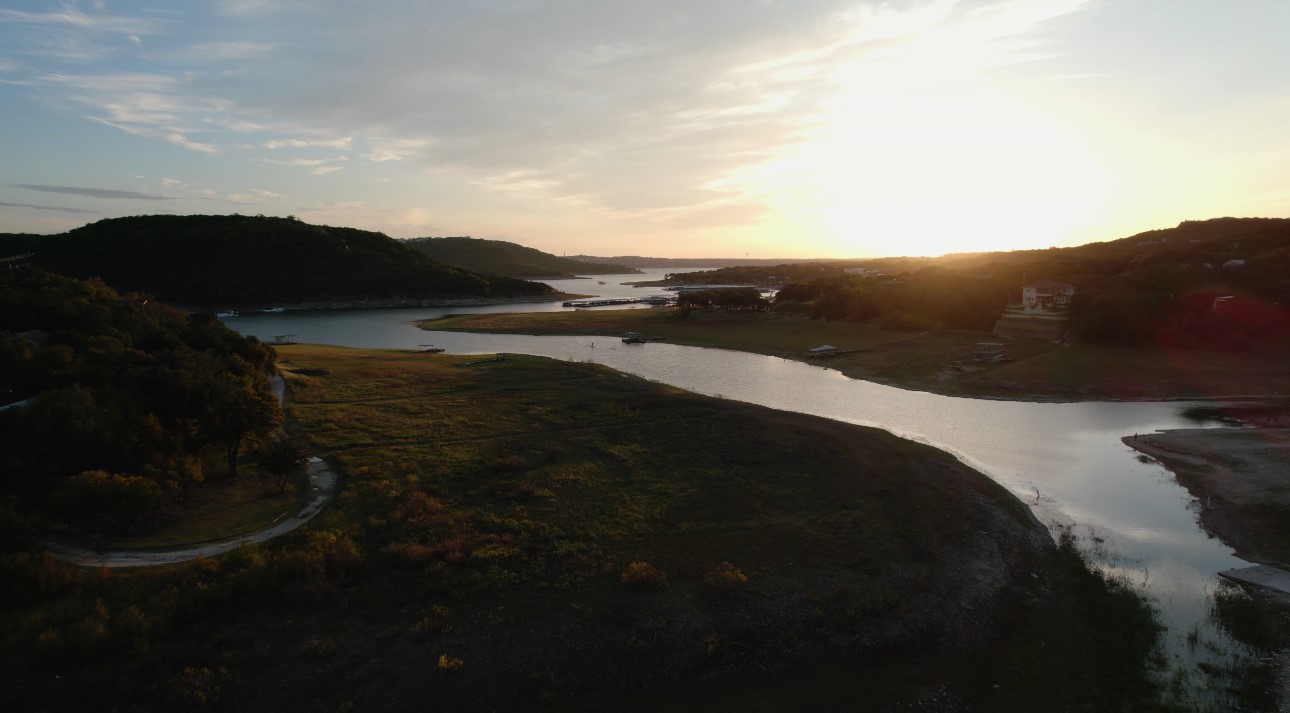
[1024,280,1074,290]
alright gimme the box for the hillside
[405,236,638,277]
[0,215,555,307]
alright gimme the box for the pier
[561,296,676,308]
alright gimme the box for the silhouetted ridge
[0,214,554,305]
[404,236,638,277]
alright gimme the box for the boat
[263,307,285,313]
[216,311,239,318]
[622,332,664,344]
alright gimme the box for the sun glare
[755,5,1111,257]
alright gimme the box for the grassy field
[2,346,1182,711]
[426,308,1290,401]
[108,476,299,549]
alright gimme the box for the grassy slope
[0,347,1169,712]
[426,308,1290,401]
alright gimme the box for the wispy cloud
[263,137,352,150]
[0,200,97,214]
[176,41,278,61]
[0,7,164,36]
[16,184,178,200]
[262,156,347,168]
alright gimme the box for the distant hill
[405,237,638,277]
[0,215,555,306]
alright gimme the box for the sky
[2,1,1289,258]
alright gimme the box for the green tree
[259,435,309,493]
[202,376,283,479]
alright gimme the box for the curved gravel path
[49,455,338,568]
[50,374,340,568]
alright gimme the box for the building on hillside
[992,280,1074,340]
[1020,280,1075,312]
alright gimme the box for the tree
[259,435,309,493]
[203,376,283,479]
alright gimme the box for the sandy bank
[1124,428,1290,567]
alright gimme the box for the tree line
[764,218,1290,346]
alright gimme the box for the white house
[993,280,1075,340]
[1020,280,1075,312]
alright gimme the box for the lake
[224,267,1252,700]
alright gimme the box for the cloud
[177,41,278,61]
[0,200,97,214]
[0,7,164,36]
[0,5,168,62]
[263,137,352,150]
[165,132,220,153]
[16,184,178,200]
[218,0,301,17]
[262,156,347,167]
[2,0,1093,233]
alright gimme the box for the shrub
[302,637,338,659]
[410,606,452,640]
[620,561,667,588]
[437,653,464,673]
[704,561,748,591]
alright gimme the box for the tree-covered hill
[0,270,281,535]
[769,217,1290,346]
[404,236,638,277]
[0,215,555,306]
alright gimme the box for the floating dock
[562,296,676,308]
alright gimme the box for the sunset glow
[2,1,1288,257]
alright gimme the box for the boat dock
[562,296,676,308]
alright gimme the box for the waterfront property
[993,280,1075,340]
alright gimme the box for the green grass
[0,346,1175,712]
[106,476,299,549]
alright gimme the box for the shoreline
[179,292,580,314]
[1123,428,1290,568]
[420,313,1290,406]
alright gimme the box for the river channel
[225,268,1253,700]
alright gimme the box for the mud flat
[1125,427,1290,568]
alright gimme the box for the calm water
[226,267,1252,699]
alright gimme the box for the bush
[703,561,748,591]
[411,606,453,640]
[437,653,464,673]
[620,561,667,588]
